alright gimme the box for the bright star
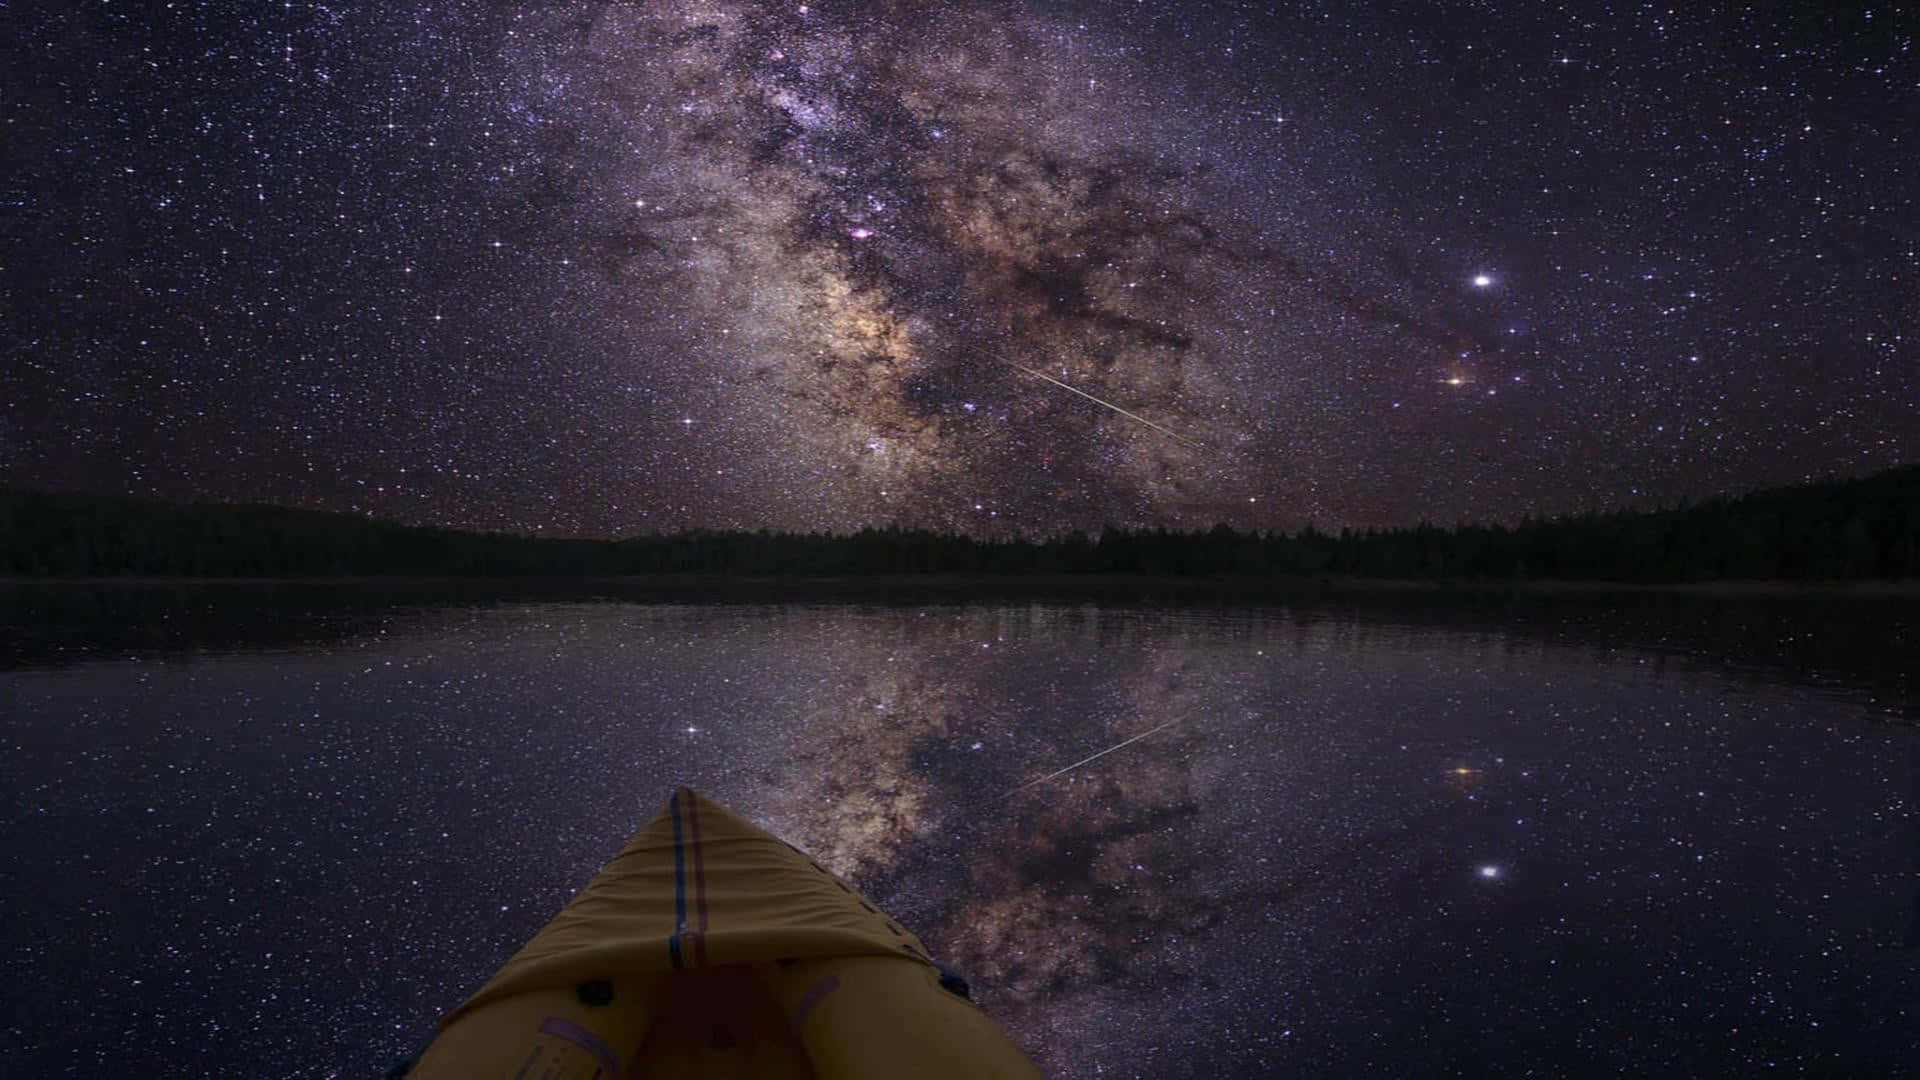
[1472,273,1493,288]
[1477,864,1503,879]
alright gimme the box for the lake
[2,583,1916,1077]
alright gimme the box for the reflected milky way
[3,595,1915,1076]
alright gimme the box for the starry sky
[5,1,1914,536]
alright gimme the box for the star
[1472,273,1494,288]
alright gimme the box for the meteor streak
[999,713,1189,801]
[1004,359,1208,451]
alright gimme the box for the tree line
[2,466,1916,581]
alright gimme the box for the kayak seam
[668,791,686,969]
[688,792,709,967]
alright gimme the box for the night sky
[5,2,1914,536]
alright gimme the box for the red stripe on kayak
[688,793,709,967]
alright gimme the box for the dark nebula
[4,2,1912,533]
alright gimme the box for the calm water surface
[2,586,1916,1077]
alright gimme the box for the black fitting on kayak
[937,968,971,1000]
[575,979,614,1007]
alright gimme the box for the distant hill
[2,466,1916,582]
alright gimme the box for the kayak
[402,787,1041,1078]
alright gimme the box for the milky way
[4,2,1912,534]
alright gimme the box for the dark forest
[4,466,1916,582]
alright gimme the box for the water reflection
[1,596,1914,1076]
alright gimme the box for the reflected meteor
[999,713,1189,800]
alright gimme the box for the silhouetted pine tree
[4,466,1916,581]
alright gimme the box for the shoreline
[2,573,1916,596]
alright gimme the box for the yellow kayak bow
[405,787,1041,1078]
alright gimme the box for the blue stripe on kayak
[668,792,686,969]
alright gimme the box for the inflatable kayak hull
[405,788,1040,1078]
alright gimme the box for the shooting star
[1004,359,1210,451]
[998,713,1190,801]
